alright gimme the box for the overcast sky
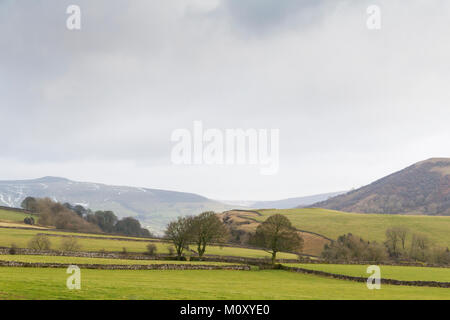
[1,0,449,201]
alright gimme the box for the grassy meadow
[0,268,449,300]
[1,209,449,300]
[257,208,450,247]
[0,208,37,223]
[0,225,297,259]
[284,263,450,282]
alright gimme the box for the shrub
[28,234,51,250]
[9,243,18,255]
[24,217,35,225]
[168,246,175,256]
[60,236,81,252]
[322,233,388,263]
[146,243,157,256]
[165,255,187,261]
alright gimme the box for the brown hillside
[219,210,330,256]
[311,158,450,215]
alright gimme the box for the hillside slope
[256,208,450,248]
[0,177,233,234]
[311,158,450,215]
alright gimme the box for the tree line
[322,227,450,265]
[165,212,303,263]
[21,197,151,238]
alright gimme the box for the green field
[0,209,36,222]
[0,267,448,300]
[284,263,450,282]
[0,255,236,266]
[258,208,450,247]
[0,227,297,260]
[1,209,450,300]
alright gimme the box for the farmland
[256,208,450,247]
[0,255,237,266]
[0,208,449,300]
[0,208,37,223]
[0,224,297,260]
[284,263,450,282]
[0,268,449,300]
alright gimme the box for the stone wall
[0,247,166,260]
[0,247,299,265]
[298,258,450,268]
[0,260,250,270]
[281,265,450,288]
[189,255,299,265]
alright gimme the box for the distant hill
[0,177,233,234]
[311,158,450,215]
[227,191,346,209]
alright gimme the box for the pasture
[284,263,450,282]
[0,268,448,300]
[0,208,37,223]
[0,227,297,260]
[257,208,450,247]
[0,208,449,300]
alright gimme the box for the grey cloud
[221,0,328,34]
[0,0,449,199]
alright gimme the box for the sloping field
[257,208,450,247]
[0,227,297,260]
[220,210,331,256]
[0,208,37,223]
[284,263,450,282]
[0,268,448,300]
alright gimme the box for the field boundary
[0,260,250,270]
[0,247,300,264]
[36,233,161,243]
[0,206,33,214]
[224,209,334,251]
[281,265,450,288]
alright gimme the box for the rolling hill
[255,208,450,248]
[310,158,450,215]
[0,177,233,234]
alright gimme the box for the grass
[0,228,297,260]
[204,245,297,259]
[0,255,235,266]
[257,208,450,247]
[0,209,37,223]
[0,267,448,300]
[284,263,450,282]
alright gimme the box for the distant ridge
[310,158,450,215]
[249,191,347,209]
[0,177,233,234]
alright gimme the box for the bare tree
[250,214,303,264]
[28,234,51,250]
[385,227,404,258]
[146,243,157,256]
[60,236,81,252]
[190,211,228,259]
[410,233,430,261]
[396,227,409,251]
[165,217,193,259]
